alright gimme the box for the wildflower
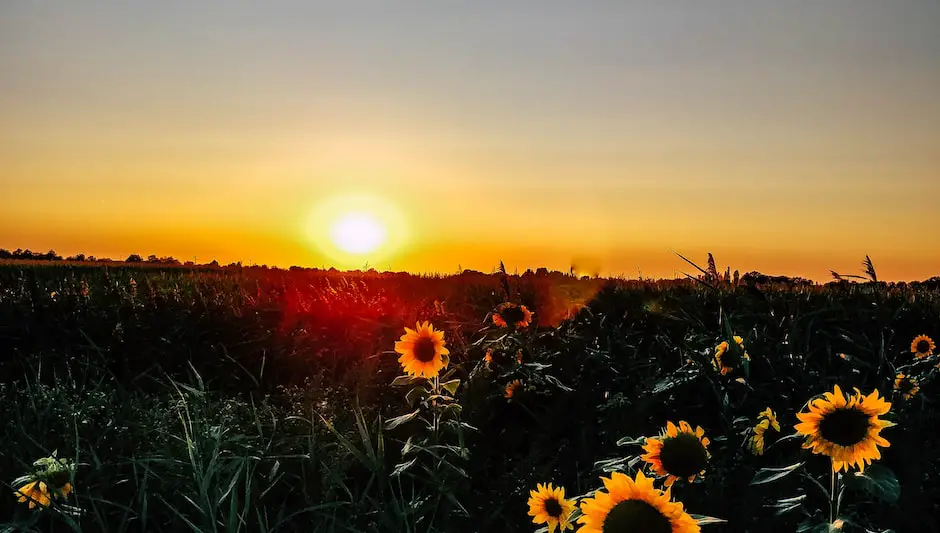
[577,470,700,533]
[713,336,749,375]
[795,385,893,472]
[492,302,534,328]
[13,481,52,509]
[505,379,522,399]
[911,335,935,359]
[893,373,919,400]
[641,421,710,487]
[394,322,450,379]
[527,483,575,532]
[747,408,780,456]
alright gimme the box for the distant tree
[126,254,143,263]
[183,261,195,267]
[147,254,160,263]
[0,249,11,259]
[208,260,220,267]
[87,256,97,262]
[66,254,86,262]
[159,256,181,265]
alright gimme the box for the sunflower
[794,385,893,472]
[527,483,576,533]
[483,348,494,369]
[713,336,749,375]
[911,335,935,359]
[492,302,534,328]
[893,373,919,400]
[747,408,781,456]
[577,470,700,533]
[394,321,450,379]
[505,379,522,399]
[641,421,711,487]
[14,481,52,509]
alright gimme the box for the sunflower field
[1,263,939,532]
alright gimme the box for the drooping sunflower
[713,336,749,375]
[893,373,919,400]
[14,481,52,509]
[527,482,576,533]
[641,421,711,487]
[492,302,534,328]
[794,385,893,472]
[747,408,781,456]
[505,379,522,399]
[911,335,935,359]
[394,321,450,379]
[577,470,700,533]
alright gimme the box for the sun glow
[307,194,408,268]
[330,213,385,254]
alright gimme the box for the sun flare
[330,213,386,254]
[307,194,408,268]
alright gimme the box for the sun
[306,194,408,268]
[330,213,386,254]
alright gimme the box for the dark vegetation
[1,262,939,532]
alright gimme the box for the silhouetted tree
[66,254,86,262]
[126,254,143,263]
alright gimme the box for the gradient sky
[2,1,938,280]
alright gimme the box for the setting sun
[330,213,386,254]
[306,194,409,268]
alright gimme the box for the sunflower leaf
[544,374,573,392]
[750,461,804,485]
[615,436,645,447]
[441,379,461,395]
[391,375,420,387]
[405,386,428,407]
[384,409,421,430]
[845,464,900,503]
[690,514,727,525]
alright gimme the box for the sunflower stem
[829,464,840,523]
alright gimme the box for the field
[1,263,939,533]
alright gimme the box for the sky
[1,1,938,280]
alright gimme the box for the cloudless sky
[2,1,938,279]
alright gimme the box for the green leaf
[545,374,573,392]
[390,458,417,478]
[384,409,421,430]
[846,464,900,503]
[690,514,727,525]
[405,386,428,407]
[616,436,645,447]
[441,379,461,395]
[391,375,420,387]
[750,461,804,485]
[765,494,807,516]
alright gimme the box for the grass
[1,263,939,532]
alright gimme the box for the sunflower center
[720,343,744,368]
[500,305,526,325]
[916,340,931,353]
[818,408,871,446]
[413,337,437,363]
[898,379,914,394]
[544,497,563,518]
[602,499,672,533]
[659,433,709,478]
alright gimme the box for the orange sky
[1,2,938,280]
